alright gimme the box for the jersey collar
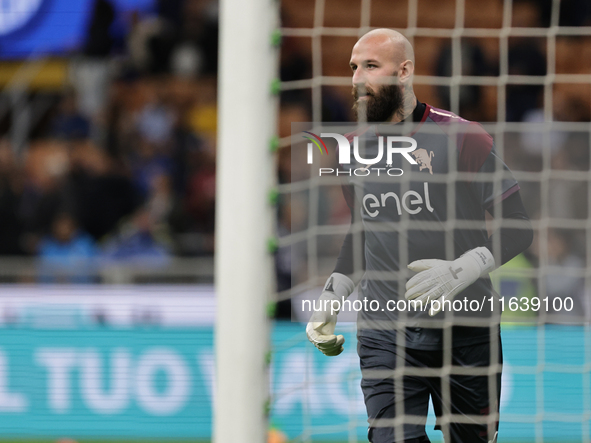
[374,100,430,137]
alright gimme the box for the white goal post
[214,0,279,442]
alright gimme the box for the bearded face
[352,74,404,122]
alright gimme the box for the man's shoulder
[424,105,491,141]
[425,105,470,124]
[424,105,497,173]
[426,105,484,130]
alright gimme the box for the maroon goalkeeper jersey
[340,102,519,349]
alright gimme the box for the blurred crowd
[0,0,218,274]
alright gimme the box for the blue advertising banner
[0,324,588,442]
[0,0,155,58]
[0,327,213,439]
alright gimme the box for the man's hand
[306,292,345,356]
[404,247,495,316]
[306,273,355,356]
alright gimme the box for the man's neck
[389,91,417,123]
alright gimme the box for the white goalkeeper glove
[306,273,355,356]
[404,247,495,316]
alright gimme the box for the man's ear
[398,60,414,84]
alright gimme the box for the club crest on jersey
[411,148,435,174]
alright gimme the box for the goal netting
[270,0,591,441]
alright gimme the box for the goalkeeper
[306,29,533,443]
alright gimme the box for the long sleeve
[333,183,366,279]
[484,190,533,265]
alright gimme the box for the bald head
[355,29,414,65]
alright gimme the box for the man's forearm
[484,191,533,265]
[333,227,366,281]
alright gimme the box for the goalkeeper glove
[404,247,495,316]
[306,273,355,356]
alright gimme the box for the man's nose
[352,69,366,87]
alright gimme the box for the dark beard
[352,82,404,122]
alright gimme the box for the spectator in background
[0,140,25,255]
[126,10,176,75]
[38,213,97,283]
[521,91,591,163]
[518,90,590,222]
[182,149,215,252]
[99,75,216,256]
[101,206,171,265]
[169,0,219,77]
[50,90,91,140]
[435,40,492,122]
[531,229,586,322]
[279,11,350,122]
[73,0,116,119]
[506,0,547,122]
[157,0,185,27]
[135,95,176,147]
[520,91,571,161]
[83,0,115,58]
[130,92,176,199]
[559,0,591,26]
[125,0,219,77]
[166,133,215,256]
[131,133,175,200]
[66,140,138,240]
[146,173,174,225]
[279,37,311,84]
[18,140,71,253]
[170,108,205,197]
